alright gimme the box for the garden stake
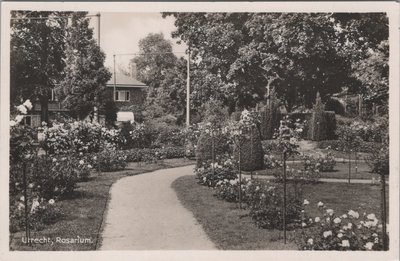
[22,161,30,245]
[348,150,351,184]
[381,173,388,250]
[283,151,287,244]
[211,130,215,176]
[238,136,242,209]
[250,126,253,179]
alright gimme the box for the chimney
[130,63,137,79]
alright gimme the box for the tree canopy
[163,12,389,113]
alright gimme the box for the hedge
[123,146,186,163]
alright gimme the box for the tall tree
[164,13,356,112]
[132,33,187,123]
[58,12,111,120]
[333,13,389,108]
[10,11,69,123]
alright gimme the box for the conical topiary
[233,126,264,171]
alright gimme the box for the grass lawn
[172,175,388,250]
[9,158,195,251]
[252,161,376,180]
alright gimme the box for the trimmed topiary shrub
[307,94,336,141]
[233,127,264,171]
[260,91,281,140]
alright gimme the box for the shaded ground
[100,165,216,250]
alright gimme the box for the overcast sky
[89,12,187,71]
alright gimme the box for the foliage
[261,140,281,154]
[95,150,127,172]
[298,202,386,250]
[58,12,111,119]
[132,33,187,122]
[307,95,336,141]
[40,121,125,154]
[214,178,304,229]
[303,153,336,172]
[181,123,202,157]
[10,155,90,200]
[263,154,282,169]
[164,13,355,111]
[234,126,264,171]
[335,125,363,153]
[366,139,389,176]
[10,196,63,232]
[10,11,70,122]
[103,100,119,127]
[122,146,186,163]
[195,130,230,168]
[195,157,237,187]
[260,92,281,140]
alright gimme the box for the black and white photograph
[1,1,399,260]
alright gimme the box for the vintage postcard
[0,1,399,261]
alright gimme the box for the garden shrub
[214,177,305,230]
[123,146,186,163]
[10,155,85,201]
[302,153,336,173]
[95,150,127,172]
[261,140,281,154]
[297,203,386,250]
[9,197,63,232]
[264,154,282,169]
[233,127,264,171]
[195,157,237,187]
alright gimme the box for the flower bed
[297,201,387,250]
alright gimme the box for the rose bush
[298,202,387,250]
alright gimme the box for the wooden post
[22,162,30,245]
[238,137,242,209]
[283,151,287,244]
[250,126,253,179]
[348,150,351,184]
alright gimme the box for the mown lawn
[172,175,388,250]
[10,158,195,251]
[252,161,376,180]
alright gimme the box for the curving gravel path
[99,165,216,250]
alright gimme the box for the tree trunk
[40,95,49,124]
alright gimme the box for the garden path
[99,165,216,250]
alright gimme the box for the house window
[23,115,41,127]
[115,90,130,101]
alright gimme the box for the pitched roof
[107,72,147,88]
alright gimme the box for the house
[23,68,148,126]
[106,69,148,123]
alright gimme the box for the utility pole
[113,54,116,101]
[186,49,190,127]
[97,13,101,47]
